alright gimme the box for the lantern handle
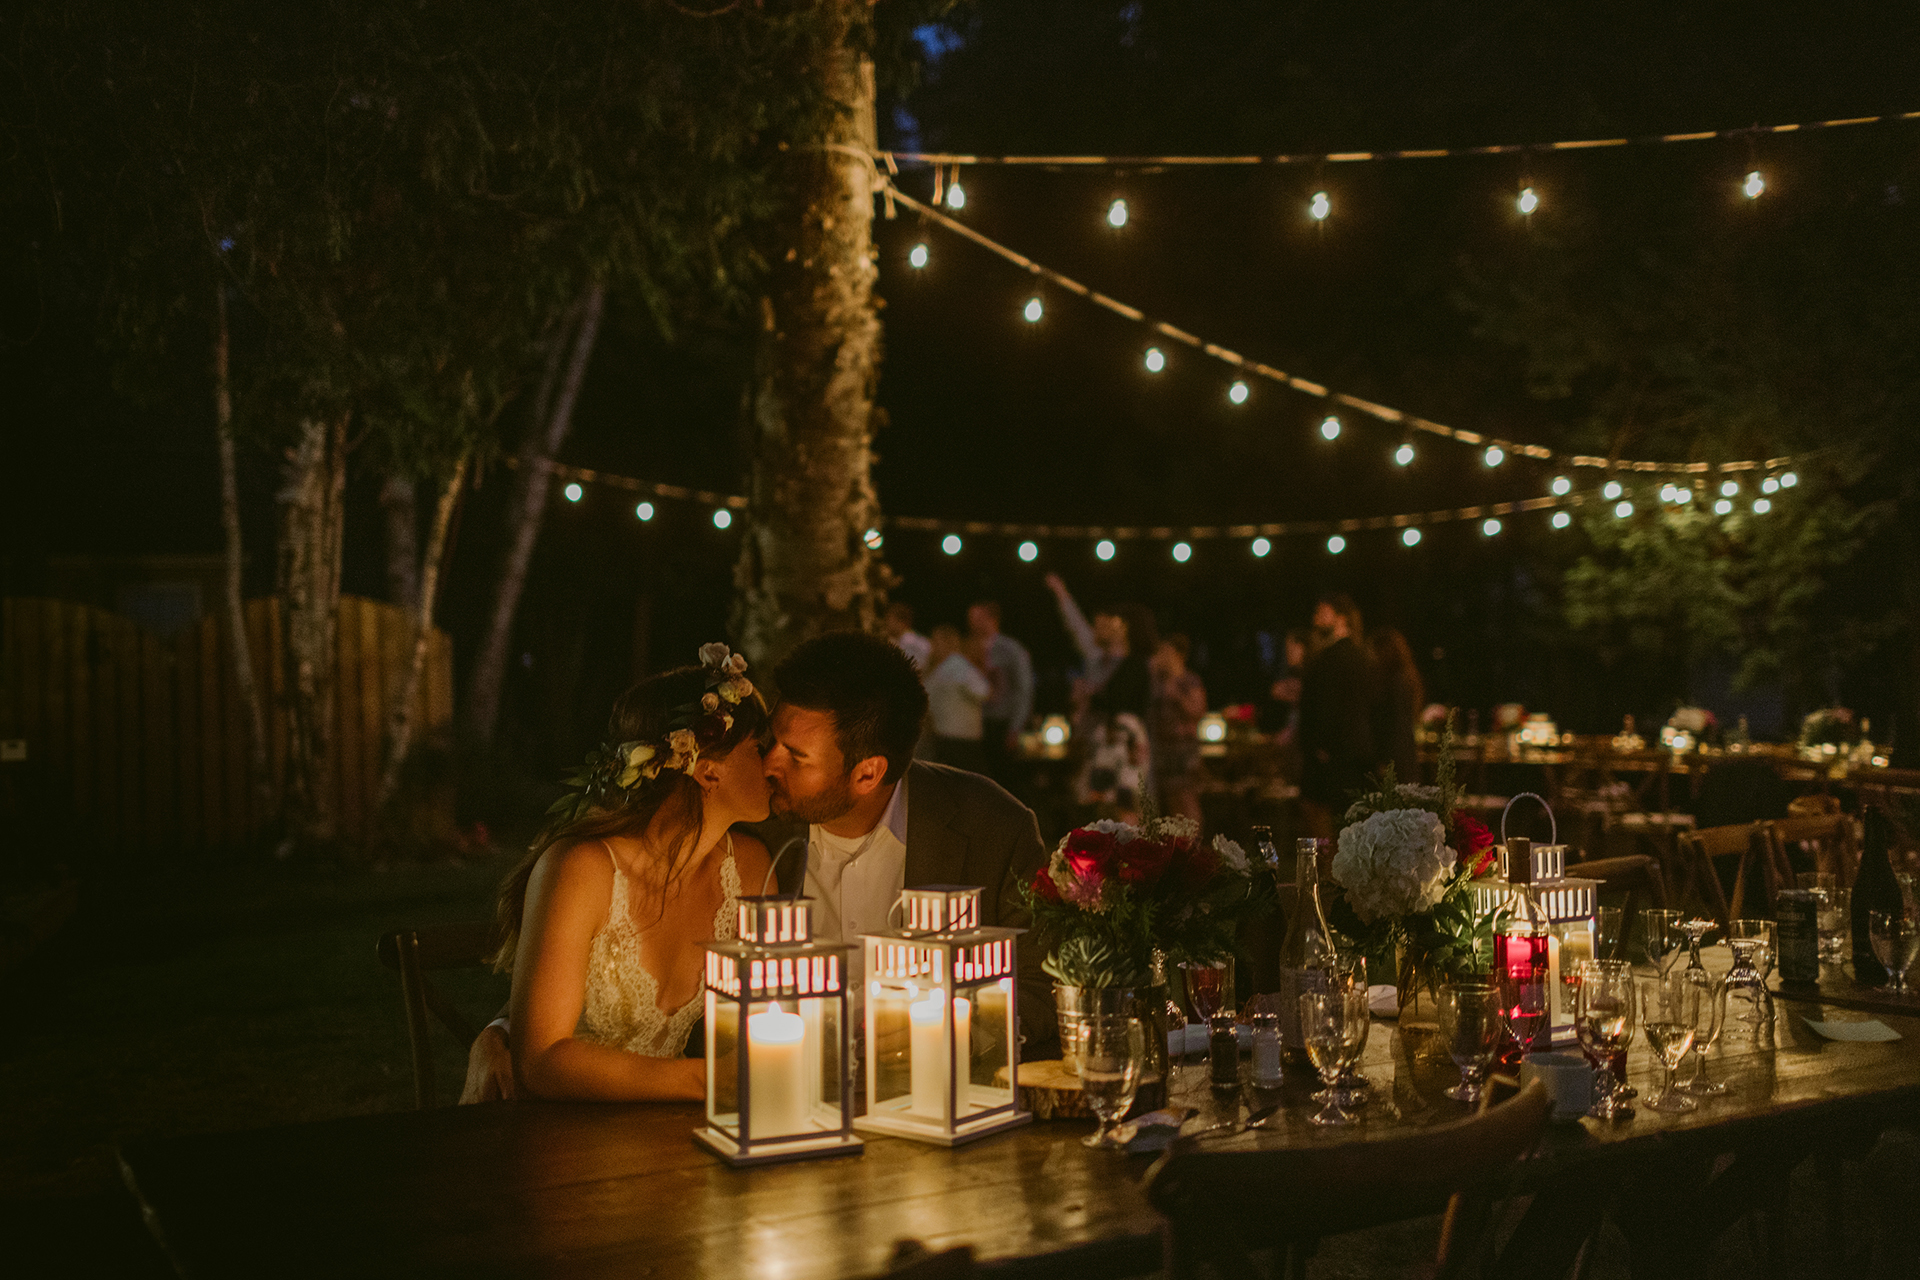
[1500,792,1557,847]
[762,835,808,899]
[887,895,906,932]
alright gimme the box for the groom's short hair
[772,631,928,784]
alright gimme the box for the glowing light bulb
[863,528,884,550]
[908,243,929,268]
[1402,528,1422,547]
[713,509,733,529]
[1614,501,1634,519]
[563,482,583,503]
[1743,170,1764,200]
[1250,537,1271,558]
[1780,471,1798,488]
[1144,347,1165,373]
[1660,484,1677,502]
[942,533,962,555]
[1720,480,1739,497]
[1753,497,1772,514]
[635,501,654,521]
[1714,498,1733,515]
[1107,198,1128,227]
[1309,191,1331,221]
[1602,480,1623,501]
[1017,540,1038,562]
[1676,487,1693,504]
[1319,416,1341,441]
[1483,518,1502,537]
[1394,443,1415,466]
[1171,542,1192,563]
[1762,476,1779,494]
[1552,511,1572,529]
[1551,476,1572,496]
[1228,380,1250,405]
[1095,539,1116,562]
[1326,535,1346,554]
[946,179,966,210]
[1518,186,1539,215]
[1485,446,1505,467]
[1023,297,1043,323]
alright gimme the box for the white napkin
[1802,1017,1902,1042]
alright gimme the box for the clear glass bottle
[1494,838,1550,1069]
[1277,838,1335,1060]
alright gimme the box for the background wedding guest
[1043,573,1126,721]
[883,600,931,671]
[1149,633,1208,821]
[1368,625,1425,786]
[924,624,992,773]
[1299,593,1375,838]
[967,599,1034,786]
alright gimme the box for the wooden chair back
[1565,853,1667,937]
[1766,814,1860,889]
[375,920,498,1109]
[1145,1079,1551,1279]
[1676,822,1773,919]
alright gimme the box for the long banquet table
[119,995,1920,1280]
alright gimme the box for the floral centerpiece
[1022,814,1254,1079]
[1799,707,1862,754]
[1322,721,1508,1023]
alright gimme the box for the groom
[760,630,1055,1054]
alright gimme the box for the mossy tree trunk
[277,412,348,849]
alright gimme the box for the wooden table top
[1773,959,1920,1019]
[120,996,1920,1280]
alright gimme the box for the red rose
[1063,828,1118,869]
[1451,811,1496,875]
[1178,841,1221,891]
[1031,867,1063,903]
[1113,838,1176,884]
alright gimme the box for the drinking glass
[1498,963,1549,1061]
[1299,989,1367,1126]
[1643,909,1684,977]
[1797,872,1841,958]
[1077,1016,1145,1149]
[1721,939,1772,1034]
[1180,958,1234,1079]
[1676,925,1728,1096]
[1599,907,1626,961]
[1637,974,1700,1113]
[1437,981,1499,1103]
[1869,911,1920,995]
[1574,961,1635,1120]
[1726,920,1776,1025]
[1327,955,1373,1102]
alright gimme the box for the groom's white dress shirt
[803,777,908,988]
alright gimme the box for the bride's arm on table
[509,841,706,1102]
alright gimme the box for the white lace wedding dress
[576,835,739,1057]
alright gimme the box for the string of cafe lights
[882,183,1802,478]
[525,454,1803,560]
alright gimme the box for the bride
[476,643,773,1101]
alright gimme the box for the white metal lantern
[1471,838,1600,1041]
[856,885,1030,1147]
[695,896,863,1167]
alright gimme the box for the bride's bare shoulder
[730,829,773,885]
[528,837,617,905]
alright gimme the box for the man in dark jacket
[1298,593,1376,838]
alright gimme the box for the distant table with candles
[120,995,1920,1280]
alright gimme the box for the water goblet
[1726,920,1776,1025]
[1436,981,1499,1103]
[1637,973,1700,1113]
[1498,964,1549,1061]
[1574,961,1636,1120]
[1869,911,1920,995]
[1299,989,1367,1126]
[1180,958,1234,1081]
[1326,955,1373,1102]
[1599,907,1626,961]
[1077,1016,1145,1149]
[1643,909,1684,977]
[1721,939,1772,1034]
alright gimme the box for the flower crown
[547,643,763,827]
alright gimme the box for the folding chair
[375,921,499,1108]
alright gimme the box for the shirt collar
[812,771,910,857]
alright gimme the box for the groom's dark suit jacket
[754,760,1057,1054]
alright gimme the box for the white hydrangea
[1085,818,1138,842]
[1331,808,1454,923]
[1212,834,1249,874]
[1158,815,1201,841]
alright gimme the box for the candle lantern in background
[695,896,863,1167]
[857,886,1031,1146]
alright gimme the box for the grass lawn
[1,852,515,1276]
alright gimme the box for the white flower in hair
[699,642,732,671]
[702,692,720,712]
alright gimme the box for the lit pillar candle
[910,993,971,1118]
[1547,932,1563,1022]
[747,1005,807,1138]
[1556,928,1593,1024]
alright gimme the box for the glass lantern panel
[867,974,920,1117]
[706,992,740,1132]
[801,994,844,1125]
[958,977,1016,1113]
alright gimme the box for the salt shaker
[1251,1012,1283,1087]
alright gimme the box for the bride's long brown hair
[488,665,768,972]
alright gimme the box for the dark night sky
[4,1,1917,767]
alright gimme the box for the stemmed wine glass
[1498,962,1549,1062]
[1869,911,1920,995]
[1643,909,1684,978]
[1677,920,1728,1097]
[1325,955,1372,1104]
[1077,1016,1145,1149]
[1574,960,1636,1120]
[1638,973,1700,1113]
[1180,958,1234,1082]
[1436,981,1500,1103]
[1720,939,1772,1036]
[1726,918,1776,1025]
[1299,988,1368,1126]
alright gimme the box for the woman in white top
[924,624,992,774]
[485,644,773,1101]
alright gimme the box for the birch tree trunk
[731,8,888,665]
[214,282,274,815]
[379,473,420,611]
[277,412,348,849]
[377,454,468,808]
[464,281,605,742]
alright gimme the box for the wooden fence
[0,596,452,855]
